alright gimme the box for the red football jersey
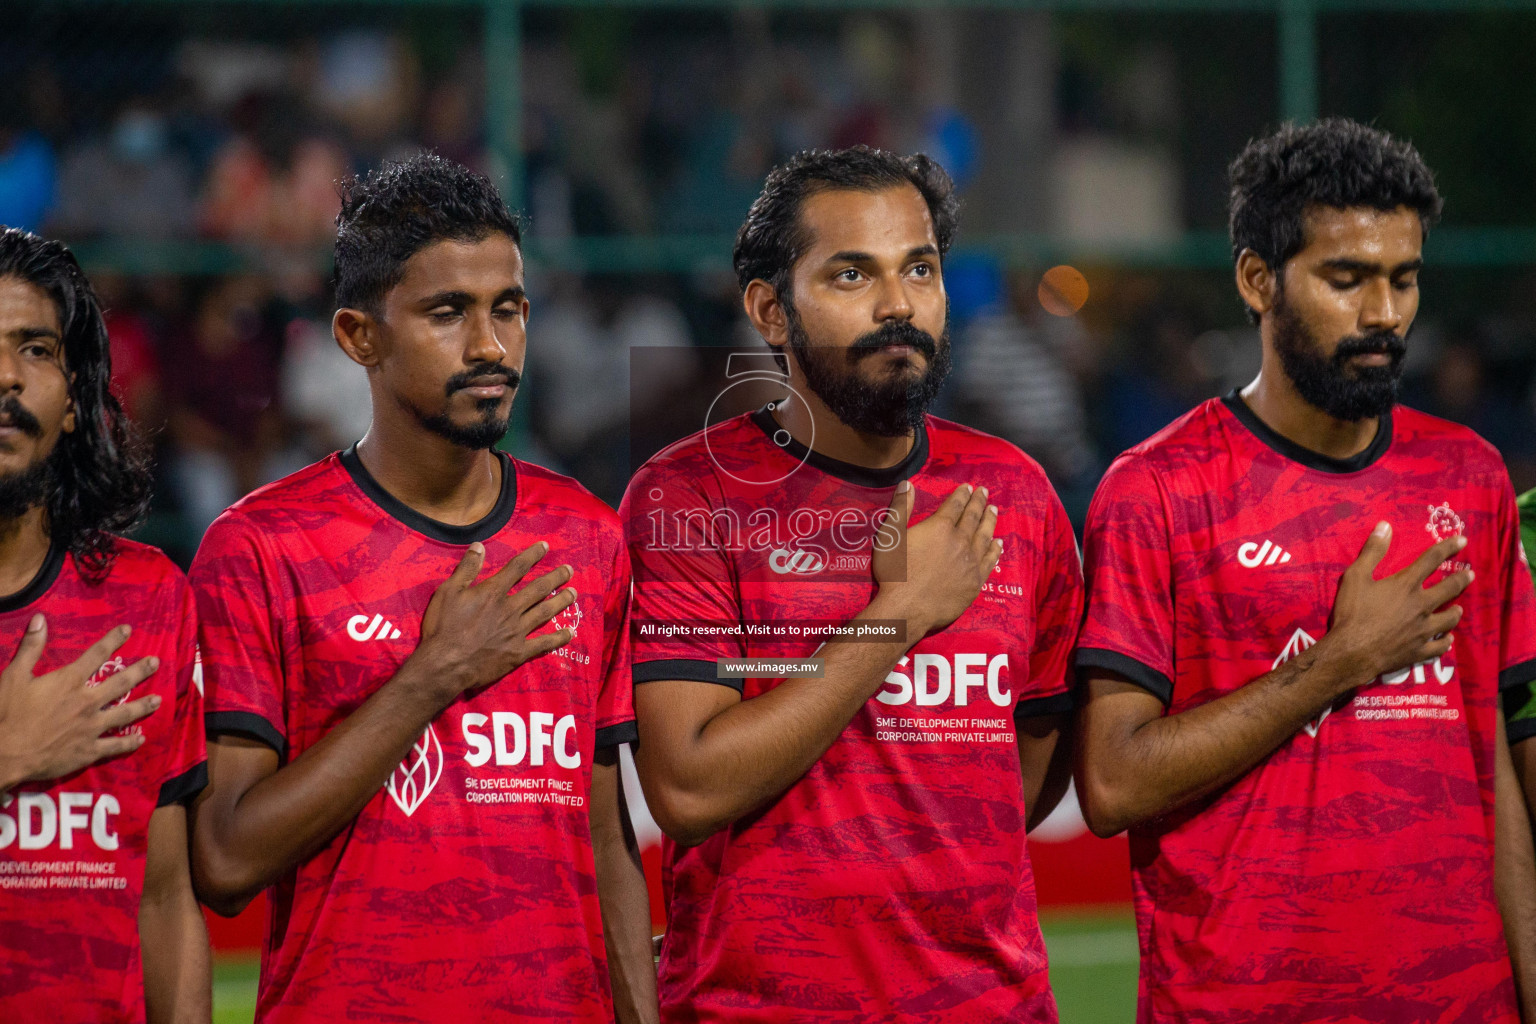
[0,541,206,1024]
[1076,393,1536,1023]
[621,406,1082,1023]
[190,448,635,1024]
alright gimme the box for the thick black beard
[0,453,56,521]
[1272,298,1405,421]
[786,313,952,438]
[417,362,521,450]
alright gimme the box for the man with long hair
[1074,119,1536,1022]
[0,228,209,1023]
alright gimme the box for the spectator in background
[198,91,347,246]
[52,98,196,240]
[954,268,1099,489]
[162,275,287,535]
[1099,296,1219,455]
[280,314,373,458]
[1414,335,1536,492]
[0,89,56,232]
[94,272,167,434]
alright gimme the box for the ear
[61,384,76,436]
[1234,249,1279,320]
[743,279,791,351]
[333,307,380,368]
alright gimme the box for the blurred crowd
[3,10,1536,561]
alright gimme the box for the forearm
[641,594,917,842]
[1495,717,1536,1020]
[198,660,448,909]
[1019,715,1071,832]
[592,758,659,1024]
[1087,636,1368,834]
[140,884,211,1024]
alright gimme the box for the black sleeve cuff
[596,720,639,750]
[206,710,288,759]
[1074,648,1173,705]
[156,761,208,807]
[1500,658,1536,692]
[1506,712,1536,746]
[1015,690,1074,721]
[633,658,742,692]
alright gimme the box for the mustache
[847,321,940,363]
[0,397,43,438]
[445,362,522,398]
[1333,332,1407,365]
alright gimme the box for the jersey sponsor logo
[1276,626,1458,738]
[0,791,120,851]
[385,725,443,817]
[877,653,1012,708]
[768,546,826,575]
[347,613,403,642]
[462,712,582,769]
[1238,539,1293,568]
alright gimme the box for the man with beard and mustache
[0,228,209,1023]
[1074,118,1536,1022]
[619,147,1081,1021]
[187,154,658,1024]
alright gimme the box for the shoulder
[621,415,754,508]
[1391,405,1506,469]
[92,538,190,593]
[511,458,622,542]
[220,454,353,529]
[925,415,1060,499]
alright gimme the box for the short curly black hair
[1229,119,1442,322]
[334,152,521,316]
[733,146,959,303]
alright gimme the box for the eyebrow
[419,286,526,308]
[824,244,940,266]
[1319,257,1423,275]
[15,326,61,342]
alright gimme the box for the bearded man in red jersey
[0,228,208,1023]
[1075,118,1536,1023]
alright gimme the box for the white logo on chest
[386,725,443,816]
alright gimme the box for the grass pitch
[212,910,1139,1022]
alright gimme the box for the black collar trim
[0,542,65,613]
[750,404,929,488]
[1221,390,1392,474]
[339,445,518,544]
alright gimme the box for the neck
[1241,351,1381,462]
[355,413,504,528]
[773,366,915,470]
[0,507,53,599]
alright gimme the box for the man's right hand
[873,481,1001,638]
[1323,522,1473,693]
[409,541,577,705]
[0,617,161,790]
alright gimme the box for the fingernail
[133,734,146,747]
[146,657,160,672]
[148,695,162,709]
[26,614,42,633]
[1373,522,1390,537]
[539,541,550,554]
[1455,536,1468,549]
[470,541,484,554]
[988,505,998,515]
[979,487,988,499]
[896,481,911,493]
[1466,569,1475,582]
[120,625,132,637]
[963,484,974,495]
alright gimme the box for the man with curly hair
[1074,118,1536,1022]
[0,228,208,1023]
[188,153,657,1023]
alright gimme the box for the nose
[872,272,914,325]
[1359,278,1405,334]
[464,309,509,367]
[0,346,22,394]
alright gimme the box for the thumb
[447,542,487,589]
[8,614,46,678]
[1353,521,1392,576]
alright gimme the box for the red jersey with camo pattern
[190,448,635,1024]
[1076,393,1536,1024]
[621,406,1082,1023]
[0,541,206,1024]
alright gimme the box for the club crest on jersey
[386,725,443,817]
[555,599,582,638]
[87,656,142,738]
[1273,628,1330,737]
[1425,503,1465,543]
